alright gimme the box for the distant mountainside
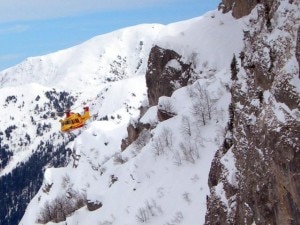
[0,24,163,90]
[0,0,299,225]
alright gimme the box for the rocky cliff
[145,45,192,107]
[297,27,300,78]
[121,45,193,150]
[219,0,260,19]
[206,0,300,224]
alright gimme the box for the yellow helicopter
[59,106,91,132]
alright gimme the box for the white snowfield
[0,6,266,225]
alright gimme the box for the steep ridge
[206,0,300,224]
[0,24,164,90]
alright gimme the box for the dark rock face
[296,27,300,79]
[219,0,235,13]
[146,45,192,106]
[206,1,300,225]
[220,0,263,19]
[121,121,151,151]
[157,108,176,122]
[121,124,140,151]
[87,200,102,211]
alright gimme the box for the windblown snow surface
[0,9,250,225]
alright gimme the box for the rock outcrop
[206,1,300,224]
[146,45,192,106]
[121,46,193,151]
[87,200,102,211]
[219,0,270,19]
[121,121,150,151]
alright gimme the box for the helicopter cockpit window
[71,119,80,124]
[65,120,71,125]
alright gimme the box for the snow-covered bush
[135,199,162,223]
[37,190,86,224]
[158,97,176,115]
[164,211,184,225]
[179,140,200,164]
[180,115,192,137]
[152,128,174,156]
[133,129,151,151]
[113,152,128,165]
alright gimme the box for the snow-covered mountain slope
[21,73,231,225]
[0,11,244,91]
[0,24,163,90]
[0,8,250,225]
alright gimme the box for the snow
[0,6,256,225]
[220,147,238,187]
[165,59,181,70]
[0,1,298,223]
[215,182,228,208]
[251,99,260,107]
[155,11,245,70]
[140,106,158,125]
[290,72,300,93]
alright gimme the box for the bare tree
[152,136,165,156]
[172,150,183,167]
[135,199,162,223]
[179,140,200,164]
[53,197,68,222]
[61,174,71,189]
[189,82,215,126]
[136,207,150,223]
[161,128,173,151]
[37,201,53,223]
[152,128,174,156]
[113,152,128,164]
[181,115,192,137]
